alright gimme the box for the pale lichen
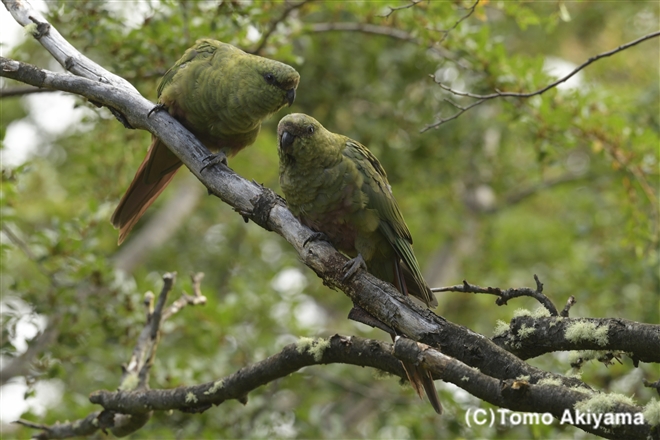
[517,323,536,339]
[204,380,224,395]
[565,321,609,346]
[118,373,139,391]
[296,337,330,361]
[513,308,532,318]
[575,392,635,413]
[537,377,562,387]
[493,320,510,337]
[531,307,551,318]
[643,399,660,426]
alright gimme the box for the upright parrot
[111,39,300,244]
[277,113,442,414]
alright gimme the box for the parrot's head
[277,113,338,166]
[240,54,300,118]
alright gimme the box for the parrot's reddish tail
[111,137,182,245]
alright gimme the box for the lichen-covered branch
[88,335,408,414]
[493,315,660,364]
[393,338,655,440]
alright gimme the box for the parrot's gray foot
[342,254,367,282]
[147,103,167,117]
[348,305,395,334]
[303,231,330,248]
[200,152,228,173]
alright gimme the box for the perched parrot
[111,39,300,244]
[277,113,442,414]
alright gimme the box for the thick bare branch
[3,0,137,93]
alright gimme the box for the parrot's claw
[147,103,167,118]
[303,231,330,248]
[342,254,367,282]
[200,152,228,173]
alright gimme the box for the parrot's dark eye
[307,125,315,134]
[264,73,276,85]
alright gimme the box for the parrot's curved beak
[286,88,296,106]
[280,131,295,151]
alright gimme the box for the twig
[249,1,311,55]
[1,224,55,284]
[308,22,464,66]
[435,0,479,43]
[0,319,60,386]
[378,0,424,18]
[423,29,660,130]
[432,275,559,316]
[561,295,576,317]
[428,96,485,126]
[162,272,207,321]
[14,412,106,440]
[643,378,660,397]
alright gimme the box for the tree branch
[14,272,207,439]
[422,29,660,130]
[248,0,312,55]
[433,275,559,316]
[0,85,57,97]
[393,338,653,440]
[307,22,463,66]
[434,278,660,363]
[493,315,660,364]
[433,0,479,44]
[378,0,424,19]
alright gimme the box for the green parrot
[277,113,442,414]
[111,39,300,244]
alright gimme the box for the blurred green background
[1,1,658,438]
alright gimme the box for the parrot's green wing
[343,139,436,307]
[157,39,219,98]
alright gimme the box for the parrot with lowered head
[111,39,300,244]
[277,113,442,414]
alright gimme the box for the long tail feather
[111,137,182,244]
[392,260,442,414]
[400,360,443,414]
